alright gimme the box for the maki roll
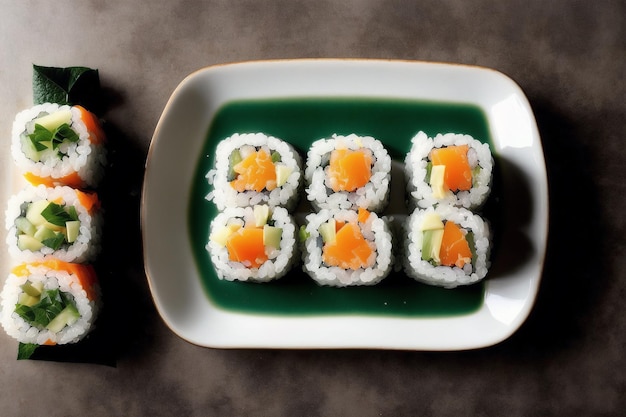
[5,185,102,263]
[403,205,491,288]
[301,208,393,287]
[11,103,107,189]
[207,205,298,283]
[206,133,303,211]
[0,260,100,345]
[405,131,493,210]
[305,134,391,212]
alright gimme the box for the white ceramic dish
[142,59,548,350]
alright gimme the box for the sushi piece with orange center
[439,221,472,268]
[322,222,374,270]
[230,149,277,193]
[328,148,373,192]
[225,227,268,268]
[429,145,472,192]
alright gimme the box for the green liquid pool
[188,97,493,317]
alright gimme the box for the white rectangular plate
[142,59,548,350]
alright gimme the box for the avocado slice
[17,234,44,251]
[263,225,283,249]
[319,219,336,244]
[46,304,80,333]
[422,229,444,263]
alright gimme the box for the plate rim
[141,58,549,351]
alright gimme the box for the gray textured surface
[0,1,624,416]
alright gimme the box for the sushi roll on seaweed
[11,103,107,189]
[5,185,102,263]
[305,134,391,212]
[403,205,491,288]
[405,131,493,210]
[207,205,298,283]
[0,260,101,345]
[301,208,393,287]
[206,133,303,211]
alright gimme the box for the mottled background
[0,1,624,416]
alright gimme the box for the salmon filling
[322,222,374,270]
[230,150,277,193]
[439,221,472,268]
[225,227,268,268]
[429,145,472,192]
[328,149,372,192]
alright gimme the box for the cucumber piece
[263,225,283,249]
[33,281,44,293]
[18,293,40,307]
[17,234,44,251]
[227,149,243,181]
[319,219,336,244]
[424,161,432,184]
[270,151,281,163]
[34,225,57,242]
[15,217,36,236]
[298,225,310,242]
[275,165,293,187]
[21,281,43,297]
[25,200,51,227]
[20,134,42,161]
[471,166,481,187]
[46,304,80,333]
[65,220,80,243]
[23,201,66,232]
[253,205,270,227]
[33,109,72,131]
[421,229,444,263]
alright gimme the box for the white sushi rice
[11,103,107,188]
[5,185,102,263]
[206,133,303,211]
[403,205,491,288]
[302,209,393,287]
[405,131,493,210]
[305,134,392,212]
[0,263,100,345]
[206,205,298,283]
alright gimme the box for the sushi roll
[0,260,101,345]
[305,134,392,212]
[405,131,493,210]
[5,185,102,263]
[207,205,298,283]
[206,133,303,211]
[403,205,491,288]
[11,103,107,189]
[301,208,393,287]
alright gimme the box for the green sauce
[188,97,493,317]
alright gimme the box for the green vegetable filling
[41,201,79,226]
[15,286,79,330]
[298,225,310,242]
[16,201,81,251]
[27,123,79,156]
[227,149,243,181]
[465,231,477,266]
[424,161,433,184]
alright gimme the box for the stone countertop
[0,1,623,416]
